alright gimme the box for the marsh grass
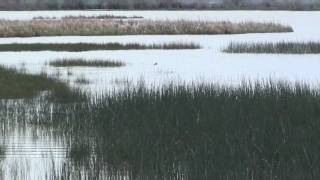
[8,81,316,179]
[0,20,293,37]
[3,81,320,179]
[32,16,57,20]
[0,42,201,52]
[224,42,320,54]
[68,143,92,165]
[33,15,143,20]
[49,58,125,67]
[0,66,85,102]
[62,15,143,20]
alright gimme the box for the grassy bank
[0,20,293,37]
[3,81,318,179]
[49,58,125,67]
[0,42,201,52]
[0,66,84,102]
[223,42,320,54]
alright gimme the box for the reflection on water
[0,99,145,180]
[0,120,67,179]
[0,94,191,180]
[0,98,64,180]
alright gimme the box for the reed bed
[0,42,201,52]
[77,82,320,179]
[224,42,320,54]
[2,81,320,179]
[49,58,125,67]
[0,20,293,37]
[0,66,84,102]
[33,14,143,20]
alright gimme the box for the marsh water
[0,10,320,179]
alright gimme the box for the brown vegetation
[0,19,293,37]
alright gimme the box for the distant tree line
[0,0,319,10]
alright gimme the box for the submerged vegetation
[0,66,84,102]
[0,42,201,52]
[0,20,293,37]
[2,81,320,179]
[223,42,320,54]
[49,58,125,67]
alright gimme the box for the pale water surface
[0,10,319,180]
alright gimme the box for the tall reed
[0,20,293,37]
[2,81,320,179]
